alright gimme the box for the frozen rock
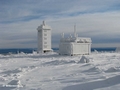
[78,56,90,63]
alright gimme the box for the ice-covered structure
[36,21,91,55]
[59,26,92,55]
[78,56,90,63]
[37,21,52,53]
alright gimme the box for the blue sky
[0,0,120,48]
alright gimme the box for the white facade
[37,21,52,53]
[59,30,92,55]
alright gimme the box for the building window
[44,42,47,44]
[44,45,47,48]
[44,34,47,36]
[44,30,47,32]
[44,37,47,40]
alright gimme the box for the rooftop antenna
[43,20,45,25]
[74,24,77,38]
[61,32,64,38]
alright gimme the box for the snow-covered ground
[0,51,120,90]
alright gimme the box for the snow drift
[0,52,120,90]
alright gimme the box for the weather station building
[37,21,92,55]
[37,21,52,53]
[59,25,92,56]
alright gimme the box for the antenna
[43,21,45,25]
[61,32,64,38]
[74,24,76,37]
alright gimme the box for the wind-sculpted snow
[63,75,120,90]
[0,52,120,90]
[43,60,76,66]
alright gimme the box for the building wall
[59,43,71,55]
[37,28,52,52]
[43,30,51,50]
[72,43,91,55]
[59,42,91,55]
[37,30,43,52]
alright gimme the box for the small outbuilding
[59,27,92,55]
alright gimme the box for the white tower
[37,21,52,53]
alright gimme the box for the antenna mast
[43,21,45,25]
[74,24,77,38]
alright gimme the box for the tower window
[44,37,47,40]
[44,42,47,44]
[44,34,47,36]
[44,45,47,48]
[44,30,47,32]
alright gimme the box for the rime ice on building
[37,21,52,53]
[59,25,92,56]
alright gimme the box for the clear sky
[0,0,120,48]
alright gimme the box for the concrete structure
[37,21,52,53]
[59,26,92,55]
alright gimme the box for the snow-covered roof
[37,21,51,30]
[60,37,92,43]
